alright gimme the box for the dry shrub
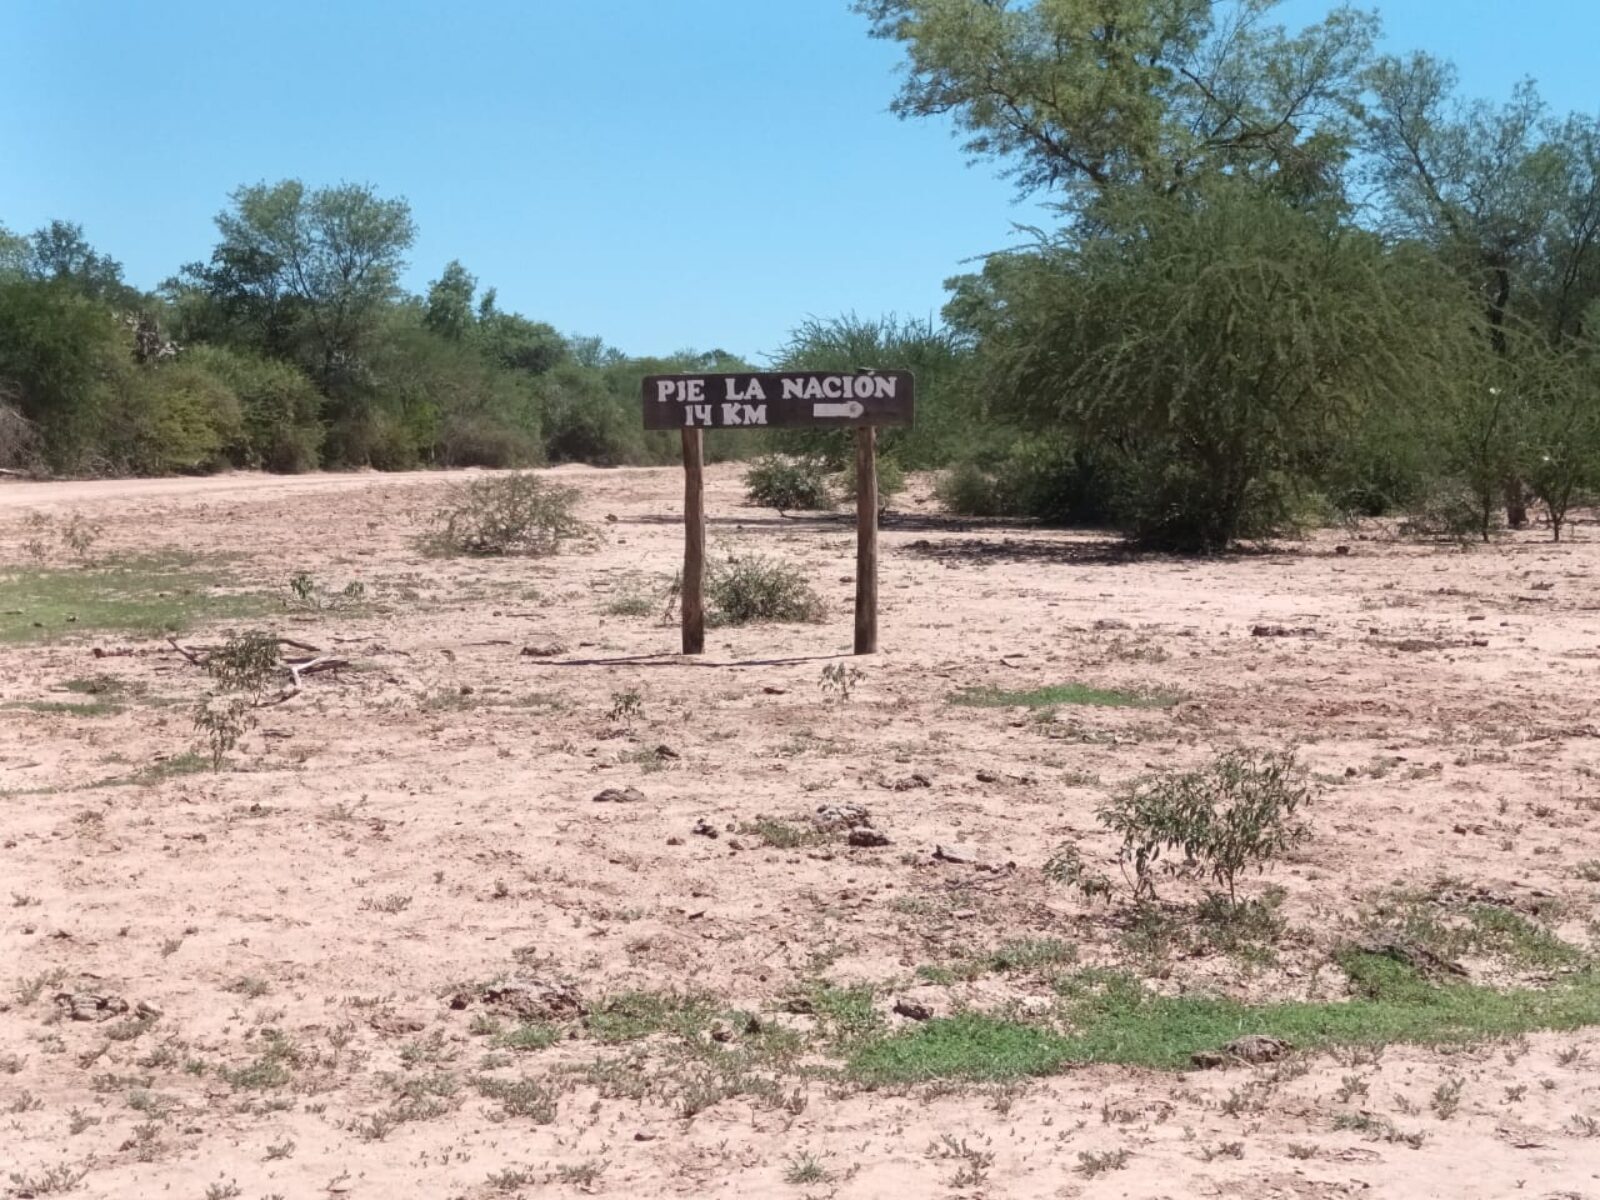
[424,472,597,557]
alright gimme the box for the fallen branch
[166,637,207,667]
[284,656,349,689]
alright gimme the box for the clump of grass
[471,1074,557,1122]
[494,1023,560,1052]
[423,473,597,557]
[584,991,721,1044]
[783,1152,833,1185]
[738,818,825,850]
[952,682,1173,709]
[706,554,826,626]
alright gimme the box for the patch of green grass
[1,699,123,717]
[951,683,1174,710]
[0,555,271,644]
[89,753,210,789]
[847,955,1600,1083]
[805,982,883,1044]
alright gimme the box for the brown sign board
[642,371,915,431]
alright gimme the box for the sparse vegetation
[953,682,1172,709]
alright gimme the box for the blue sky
[3,1,1596,361]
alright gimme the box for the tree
[1363,63,1600,526]
[0,224,26,280]
[423,260,478,342]
[857,0,1376,208]
[1515,334,1600,541]
[953,180,1481,549]
[22,220,134,303]
[771,313,970,469]
[177,180,416,389]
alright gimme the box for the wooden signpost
[641,371,915,657]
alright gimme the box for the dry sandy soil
[1,465,1598,1200]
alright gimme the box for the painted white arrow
[813,400,865,419]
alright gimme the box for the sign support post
[643,371,913,657]
[681,427,706,655]
[854,426,878,655]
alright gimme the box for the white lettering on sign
[656,380,677,402]
[683,404,714,426]
[724,378,768,402]
[720,403,768,426]
[781,378,804,400]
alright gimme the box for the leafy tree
[19,221,135,304]
[954,181,1480,549]
[857,0,1376,207]
[177,180,416,389]
[423,260,478,342]
[1514,333,1600,541]
[0,224,27,279]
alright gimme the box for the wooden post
[854,425,878,655]
[681,427,706,655]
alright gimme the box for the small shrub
[743,455,834,513]
[205,630,279,699]
[1399,481,1488,541]
[193,697,253,771]
[819,663,863,702]
[706,555,826,626]
[1096,750,1314,904]
[936,461,1010,517]
[424,472,596,557]
[285,572,365,612]
[837,454,906,510]
[1043,844,1115,904]
[607,691,643,728]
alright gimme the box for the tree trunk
[1505,478,1528,528]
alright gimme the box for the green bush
[424,471,597,557]
[104,358,241,475]
[188,346,323,473]
[707,555,827,626]
[936,440,1116,525]
[936,461,1012,517]
[1094,749,1314,906]
[837,454,906,509]
[1399,480,1488,540]
[744,455,835,512]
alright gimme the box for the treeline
[0,183,753,478]
[6,3,1600,553]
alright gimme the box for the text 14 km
[640,371,915,431]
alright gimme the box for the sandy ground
[1,465,1598,1200]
